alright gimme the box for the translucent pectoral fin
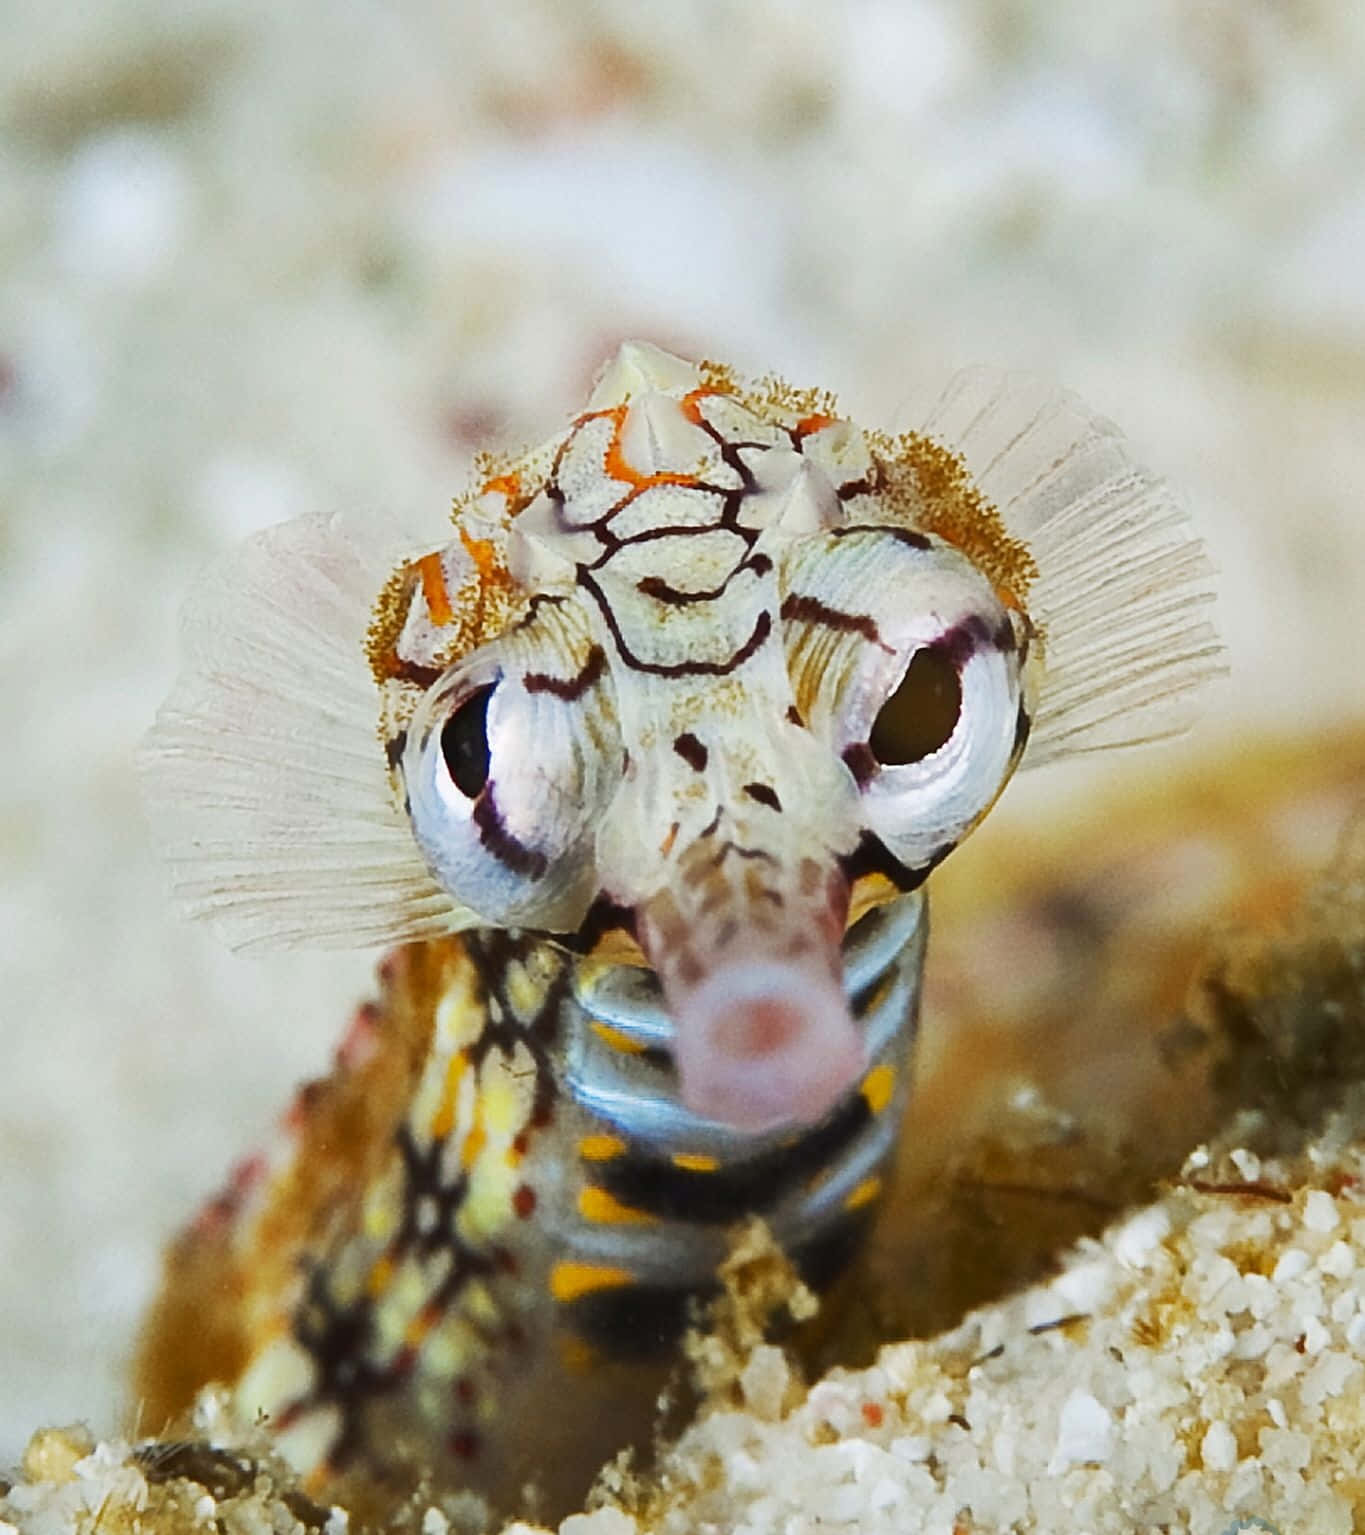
[141,510,473,949]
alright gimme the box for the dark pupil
[868,646,963,766]
[441,686,494,798]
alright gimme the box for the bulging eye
[441,686,493,798]
[778,528,1029,877]
[401,626,620,930]
[856,615,1024,872]
[868,644,963,766]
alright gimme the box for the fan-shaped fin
[915,369,1225,764]
[141,511,475,949]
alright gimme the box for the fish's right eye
[441,686,494,798]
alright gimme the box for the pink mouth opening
[668,956,865,1133]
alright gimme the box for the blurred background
[3,0,1364,1464]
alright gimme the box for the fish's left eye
[869,644,962,766]
[779,527,1029,876]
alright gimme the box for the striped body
[139,896,923,1510]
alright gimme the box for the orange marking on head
[794,412,836,438]
[595,402,698,490]
[481,470,522,503]
[457,526,501,585]
[679,386,727,427]
[416,551,454,627]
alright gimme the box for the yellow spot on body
[503,959,543,1020]
[423,1316,479,1379]
[578,1186,658,1226]
[464,1279,500,1326]
[550,1261,636,1303]
[478,1042,536,1139]
[367,1254,396,1298]
[434,983,484,1052]
[236,1334,316,1421]
[404,1310,437,1349]
[844,1176,883,1212]
[590,1020,649,1055]
[430,1054,467,1141]
[579,1134,628,1162]
[672,1151,720,1172]
[362,1168,403,1244]
[460,1158,518,1241]
[460,1090,487,1169]
[481,1070,523,1136]
[860,1063,896,1117]
[272,1406,342,1483]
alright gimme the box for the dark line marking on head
[471,790,548,879]
[938,612,1014,669]
[1013,700,1032,758]
[390,658,445,690]
[384,730,407,773]
[742,782,782,811]
[780,592,882,645]
[834,473,879,501]
[709,840,779,870]
[635,564,756,605]
[581,572,773,678]
[523,644,606,700]
[841,742,877,787]
[786,705,805,726]
[673,733,708,771]
[829,523,933,551]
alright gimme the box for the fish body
[138,344,1221,1512]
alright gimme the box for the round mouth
[668,955,866,1133]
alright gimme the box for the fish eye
[399,612,623,931]
[868,644,963,766]
[778,527,1029,876]
[440,685,494,799]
